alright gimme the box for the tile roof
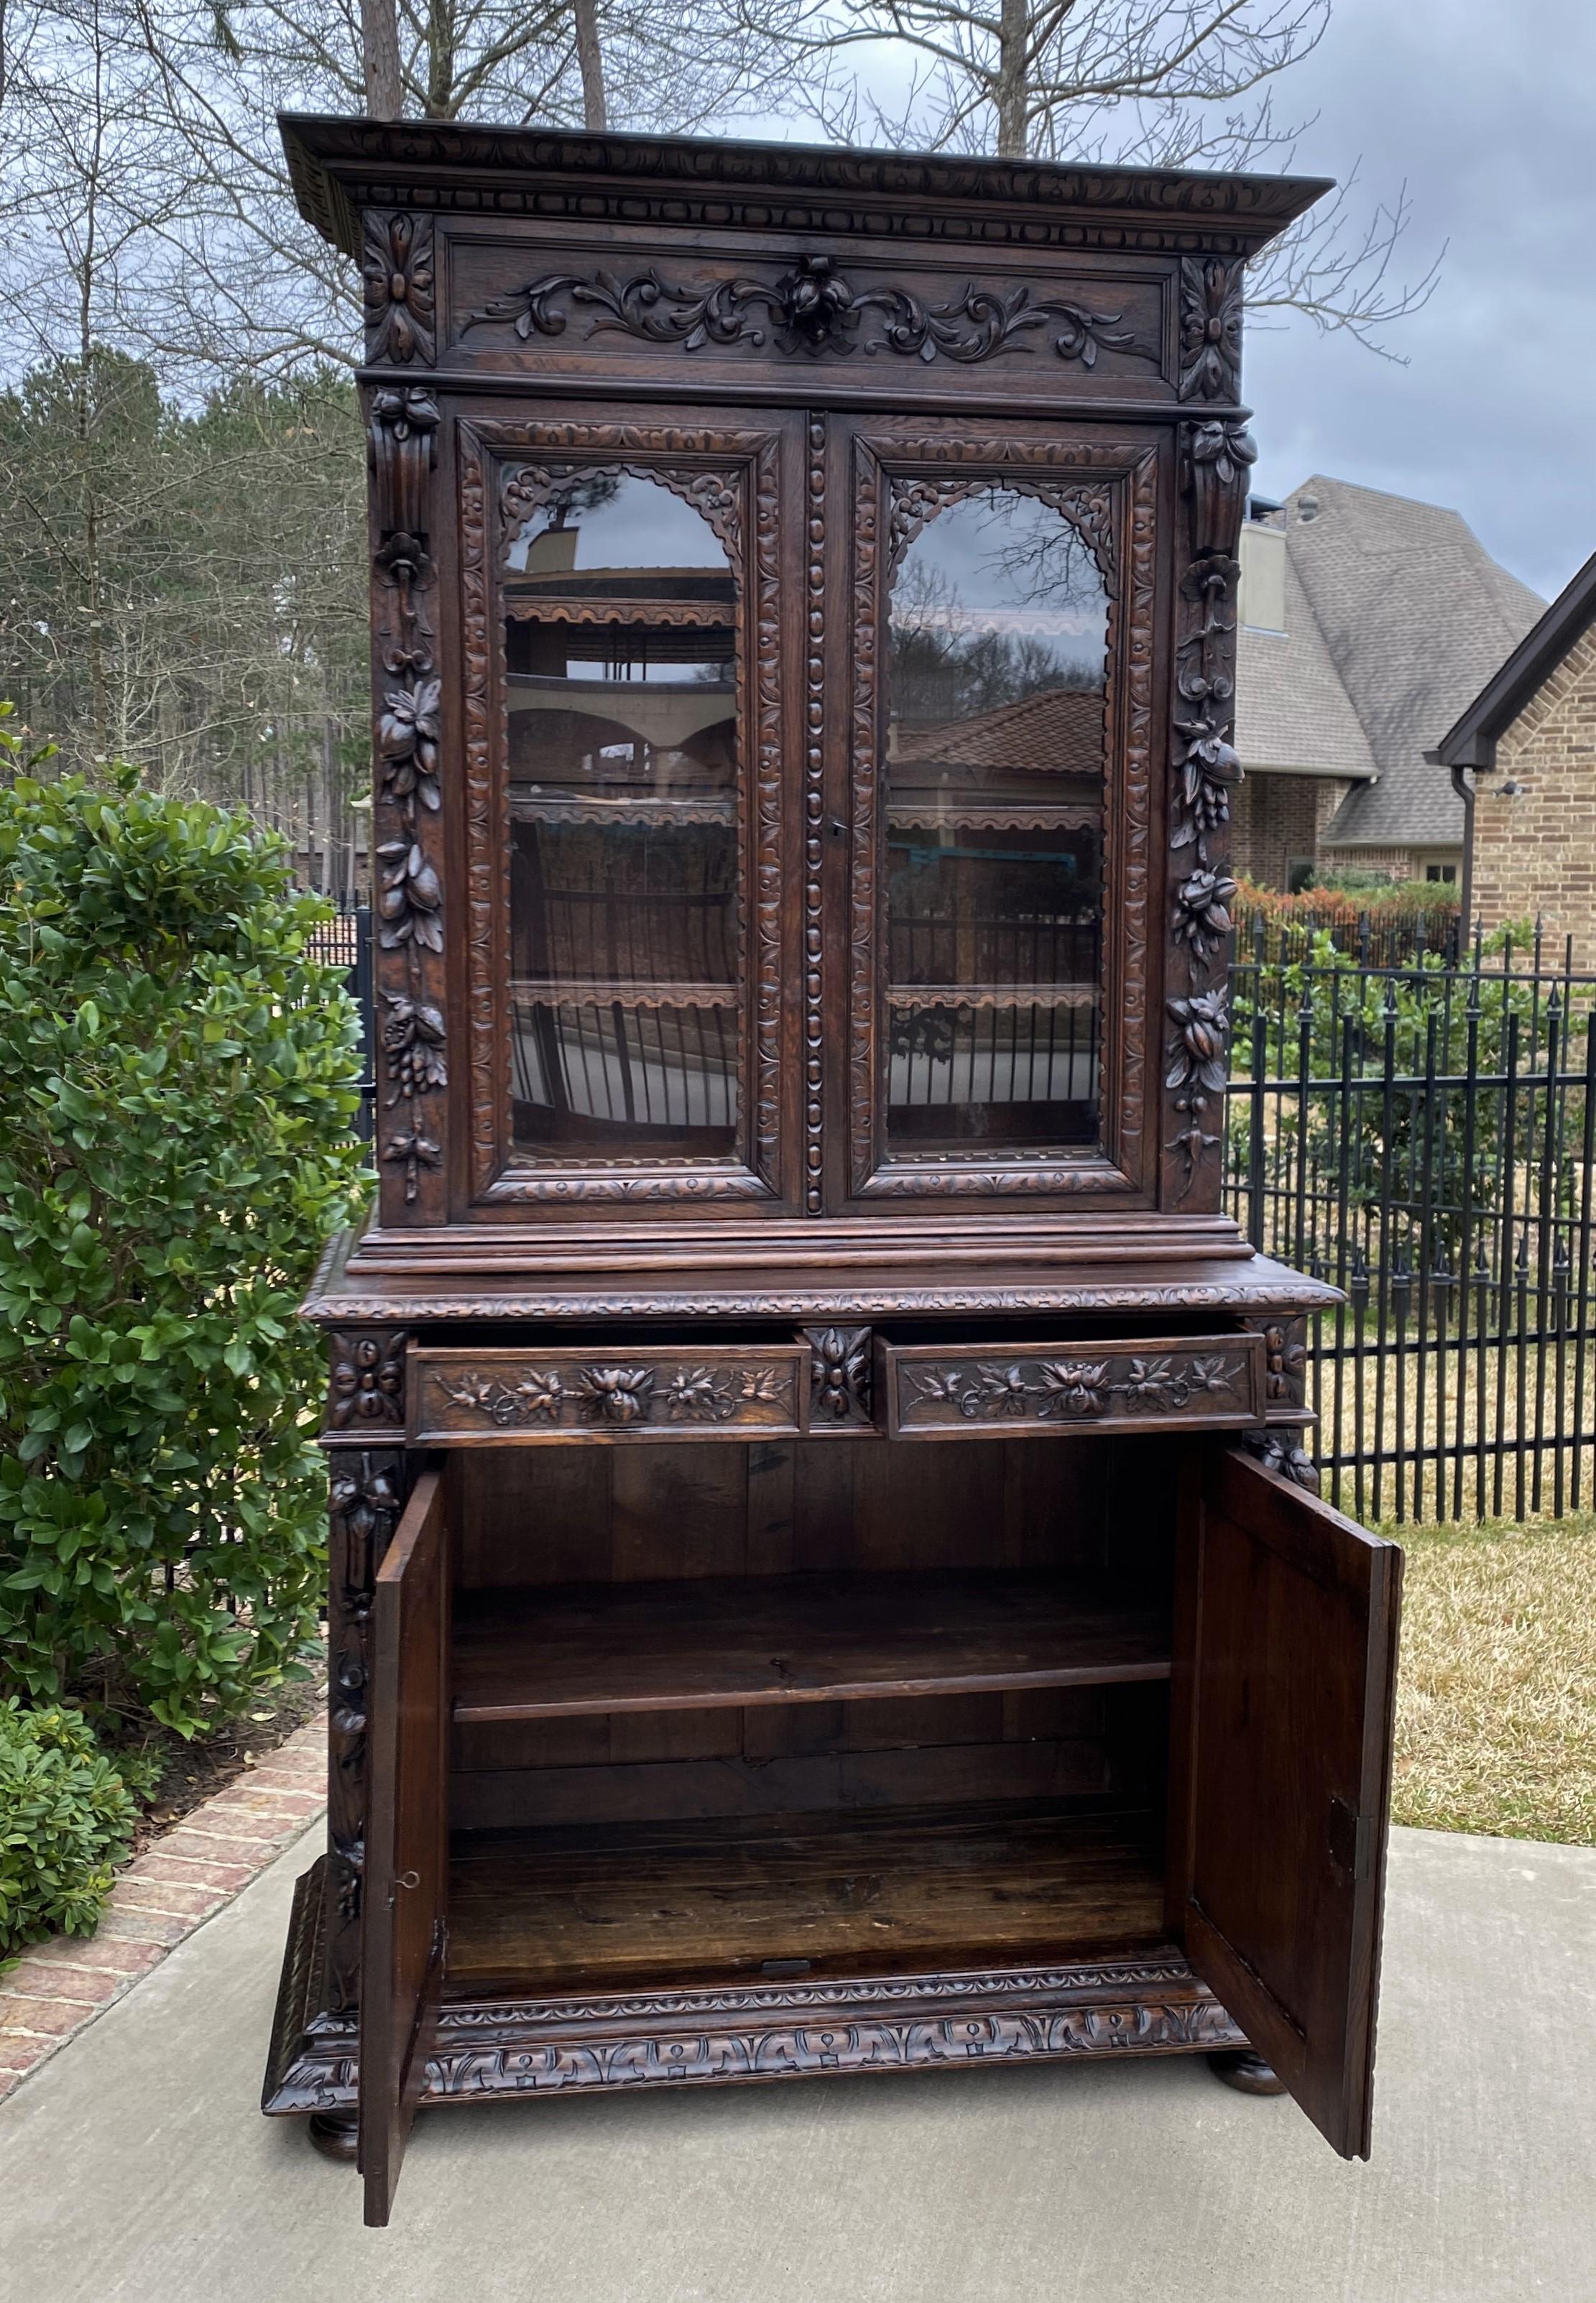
[892,686,1104,778]
[1236,547,1378,783]
[1274,477,1544,848]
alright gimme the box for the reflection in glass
[502,472,739,1158]
[885,488,1107,1153]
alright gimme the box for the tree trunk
[361,0,403,119]
[574,0,607,131]
[995,0,1029,157]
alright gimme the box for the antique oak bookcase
[265,116,1402,2225]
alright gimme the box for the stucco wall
[1472,624,1596,966]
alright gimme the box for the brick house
[1432,550,1596,965]
[1232,477,1544,889]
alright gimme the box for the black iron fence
[307,902,376,1143]
[1225,921,1596,1526]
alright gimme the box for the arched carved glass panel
[885,489,1108,1153]
[502,471,739,1160]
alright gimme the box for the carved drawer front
[408,1346,808,1444]
[878,1334,1265,1441]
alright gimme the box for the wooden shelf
[451,1570,1169,1724]
[446,1797,1166,1994]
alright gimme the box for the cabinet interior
[443,1432,1181,1998]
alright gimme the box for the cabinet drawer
[407,1345,807,1444]
[877,1334,1265,1440]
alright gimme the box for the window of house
[1425,863,1457,884]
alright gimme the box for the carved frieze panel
[454,252,1164,382]
[408,1344,807,1442]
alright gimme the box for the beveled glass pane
[885,488,1107,1154]
[502,472,739,1158]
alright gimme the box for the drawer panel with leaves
[877,1334,1265,1440]
[407,1345,807,1444]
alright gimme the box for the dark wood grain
[263,121,1380,2207]
[1171,1444,1402,2161]
[359,1463,451,2227]
[446,1797,1166,1995]
[451,1570,1170,1721]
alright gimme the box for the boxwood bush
[0,1700,149,1957]
[0,734,364,1741]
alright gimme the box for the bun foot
[1207,2049,1287,2097]
[307,2110,359,2162]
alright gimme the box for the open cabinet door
[360,1462,450,2226]
[1170,1445,1402,2159]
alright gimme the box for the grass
[1389,1511,1596,1845]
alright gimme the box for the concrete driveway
[1,1822,1592,2303]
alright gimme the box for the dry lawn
[1390,1512,1596,1844]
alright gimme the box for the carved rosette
[325,1452,406,2011]
[364,211,436,365]
[368,366,447,1216]
[326,1329,407,1434]
[805,1326,873,1428]
[1177,256,1243,402]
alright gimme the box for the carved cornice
[462,257,1154,372]
[282,114,1329,264]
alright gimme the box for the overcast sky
[754,0,1593,605]
[1240,0,1596,603]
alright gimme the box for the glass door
[843,424,1154,1209]
[463,416,795,1212]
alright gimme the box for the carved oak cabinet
[266,116,1402,2225]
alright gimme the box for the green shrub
[0,1700,148,1956]
[0,734,364,1738]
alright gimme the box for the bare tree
[361,0,402,118]
[739,0,1439,352]
[94,0,809,382]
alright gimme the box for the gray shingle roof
[1273,477,1544,849]
[1236,548,1378,783]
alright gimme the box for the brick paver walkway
[0,1712,326,2101]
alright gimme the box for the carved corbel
[1181,415,1257,560]
[368,385,439,548]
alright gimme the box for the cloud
[1244,0,1596,599]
